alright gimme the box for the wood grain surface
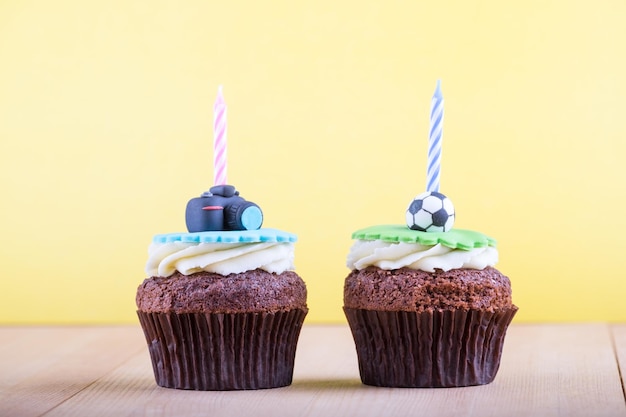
[1,324,625,417]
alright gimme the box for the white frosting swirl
[146,241,295,277]
[347,240,498,272]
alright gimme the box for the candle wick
[434,79,443,99]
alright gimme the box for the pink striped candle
[213,85,228,185]
[426,80,444,193]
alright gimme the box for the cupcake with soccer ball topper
[136,86,308,391]
[343,81,517,388]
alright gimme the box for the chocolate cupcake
[343,81,517,387]
[137,185,308,390]
[343,223,517,388]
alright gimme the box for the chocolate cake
[344,266,512,313]
[137,270,307,314]
[343,228,517,388]
[137,185,308,391]
[137,89,308,391]
[343,82,517,388]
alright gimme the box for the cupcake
[343,81,516,388]
[344,193,517,388]
[136,184,308,390]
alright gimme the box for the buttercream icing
[346,240,498,272]
[146,229,297,277]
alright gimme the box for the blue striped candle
[426,80,444,193]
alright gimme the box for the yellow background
[1,0,625,324]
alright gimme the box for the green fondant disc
[351,225,496,250]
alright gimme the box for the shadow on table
[288,378,365,391]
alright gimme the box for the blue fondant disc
[152,228,297,244]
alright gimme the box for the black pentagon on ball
[409,223,428,232]
[408,199,423,214]
[431,208,451,227]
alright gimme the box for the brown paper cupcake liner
[343,307,518,388]
[137,309,307,390]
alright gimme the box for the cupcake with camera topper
[343,81,517,388]
[136,86,308,391]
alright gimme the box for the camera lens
[225,201,263,230]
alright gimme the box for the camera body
[185,185,263,232]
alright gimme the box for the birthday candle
[426,80,444,193]
[213,85,228,185]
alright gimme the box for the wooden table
[1,324,625,417]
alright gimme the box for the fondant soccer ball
[405,191,455,232]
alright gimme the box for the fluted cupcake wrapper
[343,307,518,388]
[137,309,308,391]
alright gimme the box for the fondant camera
[185,185,263,232]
